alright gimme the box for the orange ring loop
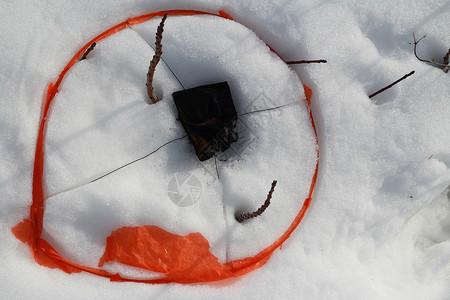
[12,9,319,284]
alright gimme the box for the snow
[1,1,449,299]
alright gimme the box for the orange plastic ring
[12,9,319,284]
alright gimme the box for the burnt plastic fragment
[173,82,238,161]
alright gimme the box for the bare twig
[79,42,96,61]
[147,13,167,103]
[443,49,450,73]
[287,59,327,65]
[410,32,450,72]
[444,49,450,65]
[368,71,415,99]
[236,180,277,223]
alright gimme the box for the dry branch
[410,32,450,72]
[444,49,450,73]
[237,180,277,223]
[286,59,327,65]
[368,71,415,99]
[79,42,96,61]
[444,49,450,65]
[147,13,167,103]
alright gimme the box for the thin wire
[69,24,302,188]
[153,48,186,90]
[214,155,220,179]
[238,101,299,117]
[82,99,301,186]
[127,24,186,90]
[90,135,187,184]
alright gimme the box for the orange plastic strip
[12,9,319,284]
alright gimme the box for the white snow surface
[1,1,450,299]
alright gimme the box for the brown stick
[368,71,415,99]
[411,32,450,71]
[237,180,277,223]
[79,42,96,61]
[147,13,167,103]
[286,59,327,65]
[444,49,450,73]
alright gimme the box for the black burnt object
[173,82,238,161]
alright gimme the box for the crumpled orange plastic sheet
[12,9,319,284]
